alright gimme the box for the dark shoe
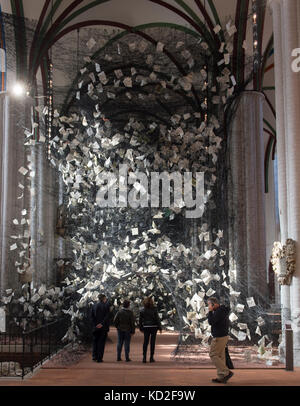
[117,358,122,361]
[126,358,131,362]
[212,378,226,383]
[143,358,146,363]
[97,359,103,363]
[223,371,234,383]
[92,358,97,362]
[150,357,155,363]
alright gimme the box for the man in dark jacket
[91,294,110,362]
[207,297,234,383]
[113,299,135,362]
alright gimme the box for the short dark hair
[99,294,106,302]
[207,297,219,305]
[123,300,130,308]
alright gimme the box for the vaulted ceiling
[1,0,275,185]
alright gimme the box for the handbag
[225,346,234,369]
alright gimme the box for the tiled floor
[0,328,299,386]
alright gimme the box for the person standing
[207,297,234,383]
[113,299,135,362]
[139,297,162,363]
[91,294,110,363]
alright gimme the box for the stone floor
[0,328,299,387]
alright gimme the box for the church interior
[0,0,300,388]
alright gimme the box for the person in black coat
[91,294,111,362]
[207,297,234,383]
[139,297,162,363]
[113,299,135,362]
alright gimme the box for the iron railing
[0,317,70,379]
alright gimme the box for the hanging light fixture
[46,0,54,159]
[252,0,259,73]
[204,62,208,124]
[11,81,27,97]
[46,60,53,158]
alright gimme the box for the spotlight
[11,82,26,97]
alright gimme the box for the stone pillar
[44,154,59,287]
[29,140,59,288]
[34,143,47,286]
[270,0,291,361]
[29,143,38,286]
[0,93,31,295]
[0,91,59,294]
[58,173,65,257]
[228,91,268,304]
[281,0,300,366]
[0,93,10,294]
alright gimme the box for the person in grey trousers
[113,299,135,362]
